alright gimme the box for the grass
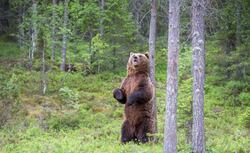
[0,41,21,59]
[0,70,163,152]
[0,41,249,153]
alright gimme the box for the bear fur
[113,52,155,143]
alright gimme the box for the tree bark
[134,1,142,31]
[148,0,158,142]
[191,0,205,152]
[30,0,37,66]
[130,0,144,44]
[41,37,46,95]
[60,0,69,71]
[37,29,46,95]
[235,0,244,80]
[89,29,93,65]
[164,0,180,152]
[51,0,57,63]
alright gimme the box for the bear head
[127,52,150,75]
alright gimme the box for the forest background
[0,0,249,152]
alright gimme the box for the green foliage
[239,109,250,129]
[59,86,79,108]
[223,80,249,106]
[155,47,167,82]
[0,65,249,152]
[0,72,20,127]
[0,73,20,100]
[16,0,137,74]
[0,0,249,152]
[90,34,110,73]
[178,77,193,121]
[238,92,250,106]
[179,44,192,80]
[0,41,21,59]
[48,112,81,130]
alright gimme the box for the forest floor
[0,42,249,153]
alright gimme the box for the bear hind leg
[121,120,134,143]
[136,122,149,143]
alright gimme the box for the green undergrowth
[0,41,21,60]
[0,66,249,153]
[0,41,249,153]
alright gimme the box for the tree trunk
[60,0,69,71]
[99,0,104,38]
[235,0,244,80]
[134,1,141,31]
[131,0,144,44]
[37,29,46,95]
[191,0,205,152]
[148,0,158,142]
[89,29,93,65]
[30,0,37,67]
[51,0,57,63]
[74,41,77,62]
[41,37,46,95]
[164,0,180,152]
[112,45,116,70]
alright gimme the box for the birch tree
[60,0,69,71]
[164,0,180,152]
[191,0,205,152]
[39,32,46,95]
[51,0,57,63]
[30,0,37,66]
[148,0,157,142]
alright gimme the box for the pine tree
[191,0,206,152]
[30,0,37,67]
[60,0,69,71]
[164,0,180,152]
[148,0,158,142]
[51,0,57,63]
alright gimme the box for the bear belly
[124,103,151,126]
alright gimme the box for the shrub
[59,86,79,108]
[240,109,250,129]
[48,113,81,130]
[0,73,20,126]
[0,73,20,100]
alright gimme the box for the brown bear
[113,52,155,143]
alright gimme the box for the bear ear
[130,52,134,56]
[144,52,149,59]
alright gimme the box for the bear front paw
[113,88,123,100]
[113,88,126,104]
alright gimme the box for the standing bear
[113,52,155,143]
